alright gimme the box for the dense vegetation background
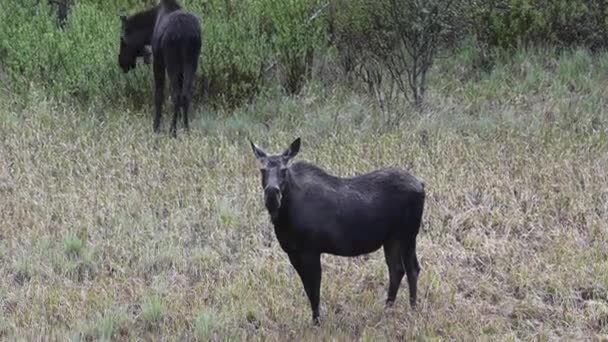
[2,0,608,108]
[0,0,607,340]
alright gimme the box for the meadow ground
[1,49,608,341]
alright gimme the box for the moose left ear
[249,139,268,161]
[282,137,301,160]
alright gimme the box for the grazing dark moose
[250,138,426,324]
[118,0,202,137]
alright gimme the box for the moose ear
[282,137,301,160]
[249,139,268,161]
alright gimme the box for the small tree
[331,0,462,125]
[367,0,461,108]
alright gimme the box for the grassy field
[1,49,608,341]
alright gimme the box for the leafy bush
[471,0,608,51]
[194,0,270,107]
[0,1,58,92]
[0,0,151,106]
[0,0,272,107]
[261,0,326,94]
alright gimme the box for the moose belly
[287,208,392,257]
[323,234,385,257]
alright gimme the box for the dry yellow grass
[1,50,608,341]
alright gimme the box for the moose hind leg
[288,253,322,324]
[171,91,181,138]
[167,71,183,138]
[181,61,198,132]
[383,239,405,307]
[153,59,166,133]
[400,239,420,309]
[181,93,190,132]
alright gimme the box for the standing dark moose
[118,0,202,137]
[249,138,426,324]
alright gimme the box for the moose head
[250,138,301,217]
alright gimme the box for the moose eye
[280,168,288,177]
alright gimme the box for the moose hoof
[312,315,321,326]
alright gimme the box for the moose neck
[126,5,159,46]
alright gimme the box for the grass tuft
[97,310,127,341]
[13,259,33,285]
[195,309,216,341]
[63,235,83,259]
[141,296,164,331]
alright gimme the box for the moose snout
[264,186,282,211]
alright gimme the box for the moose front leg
[288,252,322,325]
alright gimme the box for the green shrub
[261,0,326,94]
[0,0,273,108]
[472,0,608,51]
[0,0,152,106]
[0,0,331,105]
[194,0,270,107]
[0,0,57,91]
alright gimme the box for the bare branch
[309,1,330,22]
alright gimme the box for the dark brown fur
[119,0,202,137]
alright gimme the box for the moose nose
[264,186,282,210]
[265,185,280,199]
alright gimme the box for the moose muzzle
[264,186,282,213]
